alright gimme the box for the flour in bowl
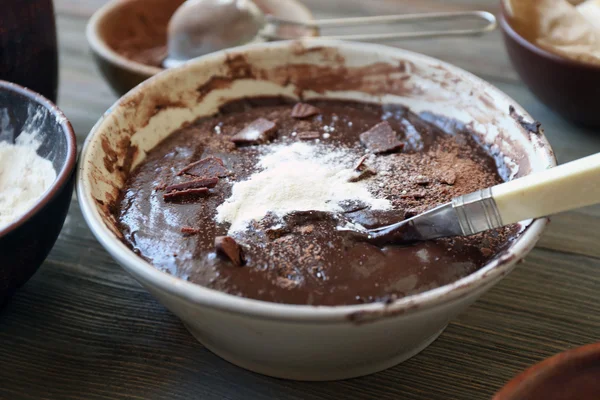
[0,132,56,230]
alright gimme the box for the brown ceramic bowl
[493,342,600,400]
[499,2,600,126]
[0,81,77,306]
[86,0,315,96]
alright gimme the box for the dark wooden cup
[0,0,59,102]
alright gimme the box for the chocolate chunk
[215,236,245,266]
[231,118,277,145]
[359,121,404,154]
[297,131,321,140]
[178,156,229,178]
[163,188,209,202]
[439,170,457,185]
[165,177,219,193]
[291,103,320,119]
[181,226,201,235]
[509,105,542,135]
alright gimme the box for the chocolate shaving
[298,225,314,234]
[181,226,201,235]
[348,168,377,183]
[509,105,542,135]
[415,175,430,185]
[265,226,290,240]
[480,247,493,257]
[177,156,229,178]
[165,177,219,193]
[354,155,368,171]
[231,118,277,145]
[297,131,321,140]
[439,170,457,185]
[400,191,426,199]
[359,121,404,154]
[291,103,320,119]
[155,182,167,191]
[276,276,300,289]
[215,236,245,266]
[163,188,209,202]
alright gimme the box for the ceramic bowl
[0,81,77,306]
[499,1,600,127]
[77,40,555,381]
[493,342,600,400]
[86,0,315,96]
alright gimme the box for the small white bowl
[77,40,555,381]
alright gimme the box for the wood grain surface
[1,1,599,399]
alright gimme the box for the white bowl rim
[77,39,555,324]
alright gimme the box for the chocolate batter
[116,98,518,306]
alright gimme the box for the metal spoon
[164,0,497,68]
[363,152,600,246]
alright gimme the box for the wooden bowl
[0,81,77,306]
[493,342,600,400]
[499,2,600,127]
[86,0,315,96]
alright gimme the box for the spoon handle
[492,152,600,226]
[263,11,497,41]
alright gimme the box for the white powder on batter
[0,132,56,229]
[216,142,391,233]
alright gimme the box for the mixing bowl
[78,39,555,380]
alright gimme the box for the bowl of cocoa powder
[86,0,315,95]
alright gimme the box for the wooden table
[1,1,599,399]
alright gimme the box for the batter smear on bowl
[116,98,518,306]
